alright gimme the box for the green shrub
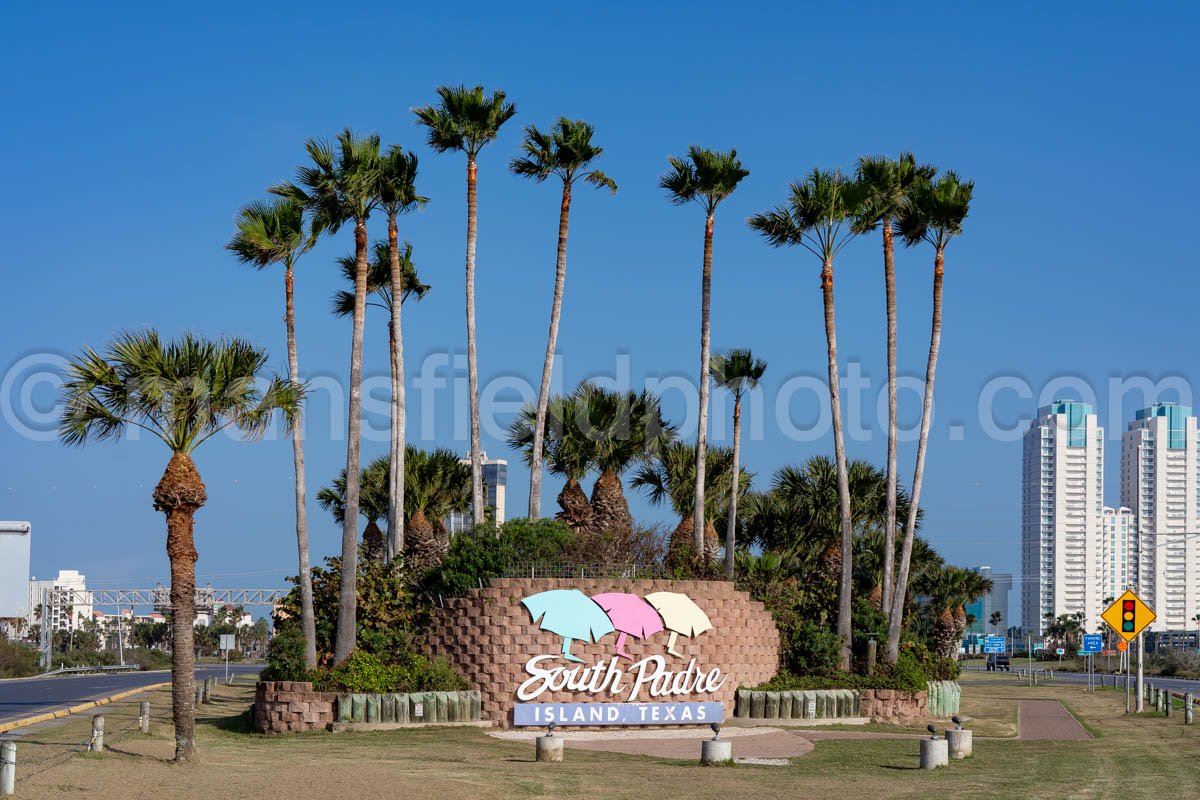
[260,627,314,683]
[417,518,575,600]
[129,647,171,671]
[0,639,39,678]
[312,650,469,693]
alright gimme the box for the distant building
[1100,506,1136,603]
[1122,403,1200,631]
[445,452,507,534]
[27,570,92,632]
[0,522,31,623]
[1021,400,1106,634]
[966,566,1012,635]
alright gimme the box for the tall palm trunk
[881,220,899,618]
[153,452,206,762]
[886,247,944,663]
[725,394,742,578]
[334,219,369,665]
[692,213,715,554]
[284,265,316,670]
[529,182,572,519]
[387,216,406,563]
[820,258,855,672]
[465,158,485,527]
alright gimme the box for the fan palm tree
[710,349,766,577]
[917,566,992,658]
[333,241,430,318]
[631,440,751,565]
[414,85,516,527]
[507,392,598,533]
[749,169,864,671]
[334,239,430,564]
[660,147,749,556]
[510,118,616,521]
[59,331,301,761]
[225,197,319,670]
[375,145,427,564]
[317,457,391,563]
[402,447,472,571]
[576,383,676,537]
[884,171,974,664]
[853,154,936,619]
[989,611,1003,633]
[273,128,381,664]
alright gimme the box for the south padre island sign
[513,589,726,726]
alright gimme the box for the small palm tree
[749,168,864,671]
[414,85,516,528]
[510,118,616,521]
[990,610,1003,633]
[274,128,382,664]
[507,392,598,533]
[710,349,766,577]
[225,197,319,670]
[853,153,935,618]
[376,146,426,564]
[59,331,301,761]
[317,457,390,562]
[577,383,676,538]
[660,147,750,556]
[631,440,750,566]
[333,241,429,318]
[402,447,472,571]
[885,171,974,665]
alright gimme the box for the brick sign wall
[421,578,780,727]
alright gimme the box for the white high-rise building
[27,570,92,631]
[1021,401,1105,634]
[1121,403,1200,631]
[1100,506,1137,603]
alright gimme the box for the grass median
[8,678,1200,800]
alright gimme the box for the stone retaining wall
[422,578,780,727]
[253,681,338,734]
[859,688,927,724]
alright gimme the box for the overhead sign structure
[983,636,1006,654]
[1101,590,1156,642]
[1081,634,1102,654]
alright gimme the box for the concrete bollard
[1,741,15,797]
[139,701,151,734]
[91,715,105,753]
[919,738,948,769]
[701,738,733,765]
[1165,691,1173,717]
[1185,693,1194,725]
[535,735,564,763]
[195,687,203,706]
[945,729,973,759]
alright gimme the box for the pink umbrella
[591,592,665,660]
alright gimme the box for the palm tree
[510,118,616,520]
[375,146,426,563]
[333,241,430,318]
[917,566,991,658]
[59,331,300,761]
[577,383,676,537]
[631,440,750,565]
[989,611,1003,633]
[853,154,935,619]
[710,349,766,577]
[507,392,598,533]
[274,128,382,664]
[225,197,319,670]
[884,171,974,664]
[317,457,391,562]
[660,147,750,556]
[403,446,472,570]
[749,169,864,671]
[334,238,430,564]
[414,85,516,528]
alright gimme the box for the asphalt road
[0,663,264,729]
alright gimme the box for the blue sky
[1,3,1197,616]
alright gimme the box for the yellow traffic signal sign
[1101,590,1156,642]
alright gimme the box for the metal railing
[39,664,142,677]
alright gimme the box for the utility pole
[1136,631,1145,713]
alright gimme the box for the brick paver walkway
[1017,700,1091,740]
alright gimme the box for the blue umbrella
[521,589,615,662]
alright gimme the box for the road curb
[0,682,170,734]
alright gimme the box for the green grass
[10,679,1200,800]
